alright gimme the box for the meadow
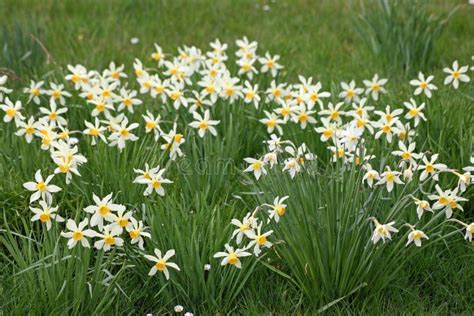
[0,0,473,314]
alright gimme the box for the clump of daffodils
[2,36,473,287]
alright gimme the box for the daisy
[23,170,62,204]
[126,217,151,250]
[188,109,220,137]
[368,217,398,244]
[145,248,180,279]
[213,244,252,268]
[60,218,97,248]
[244,158,267,180]
[403,98,426,127]
[30,200,64,231]
[409,72,437,98]
[84,193,126,230]
[94,225,124,252]
[363,74,388,100]
[246,222,273,257]
[108,117,139,151]
[1,97,25,124]
[443,60,470,89]
[377,167,403,192]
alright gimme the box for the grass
[1,0,474,314]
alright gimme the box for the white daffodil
[142,111,162,141]
[189,109,220,137]
[258,52,283,77]
[403,98,426,127]
[391,141,421,167]
[319,102,345,124]
[1,97,25,124]
[339,80,363,103]
[368,217,398,244]
[161,124,185,160]
[450,219,474,242]
[362,164,380,188]
[406,226,429,247]
[108,117,139,151]
[244,157,267,180]
[103,61,127,82]
[428,185,467,218]
[412,198,433,219]
[417,154,447,181]
[23,80,44,104]
[117,88,142,113]
[15,116,39,143]
[47,83,71,105]
[363,74,388,100]
[242,81,261,109]
[30,200,64,231]
[266,196,289,223]
[314,118,337,142]
[145,248,180,279]
[292,105,317,129]
[137,166,173,197]
[246,222,273,257]
[39,100,68,127]
[443,60,470,89]
[83,118,107,145]
[0,75,13,102]
[84,193,126,230]
[409,72,437,98]
[23,170,62,204]
[377,167,403,192]
[231,212,257,244]
[151,43,165,67]
[60,218,97,248]
[126,217,151,250]
[94,225,124,252]
[108,209,134,234]
[259,111,285,134]
[214,244,252,268]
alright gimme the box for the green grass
[1,0,474,314]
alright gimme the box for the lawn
[1,0,473,314]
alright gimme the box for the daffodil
[23,80,44,104]
[319,102,345,124]
[406,226,429,247]
[403,98,426,127]
[39,100,68,127]
[161,124,185,160]
[15,116,39,143]
[428,185,467,218]
[137,166,173,196]
[363,74,388,100]
[450,219,474,242]
[363,164,380,188]
[242,81,261,109]
[391,141,421,167]
[108,117,139,151]
[377,167,403,192]
[30,200,64,231]
[339,80,363,103]
[246,222,273,257]
[266,196,289,223]
[103,61,127,82]
[108,209,134,234]
[166,82,188,109]
[94,225,124,252]
[443,60,470,89]
[145,248,180,279]
[417,154,447,181]
[292,105,317,129]
[258,52,283,77]
[188,109,220,137]
[259,111,285,134]
[83,118,107,145]
[214,244,252,268]
[231,212,257,244]
[412,197,433,219]
[117,88,142,113]
[126,217,151,250]
[0,75,12,102]
[1,97,25,124]
[142,111,162,141]
[244,157,267,180]
[409,72,437,98]
[61,218,97,248]
[23,170,62,204]
[47,83,71,105]
[368,217,398,244]
[151,43,165,67]
[84,193,126,230]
